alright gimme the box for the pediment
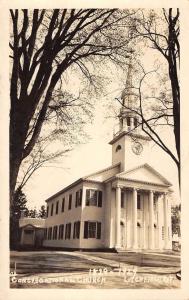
[116,164,171,186]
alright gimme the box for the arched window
[116,145,121,152]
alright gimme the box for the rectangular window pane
[90,190,97,206]
[88,222,96,238]
[86,190,90,206]
[47,206,49,218]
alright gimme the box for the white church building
[43,58,173,251]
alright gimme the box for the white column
[157,194,162,249]
[149,190,155,249]
[115,186,121,249]
[126,191,131,248]
[142,195,146,249]
[132,188,138,249]
[163,193,169,249]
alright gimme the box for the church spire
[119,49,138,133]
[121,49,136,109]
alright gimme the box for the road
[10,250,180,289]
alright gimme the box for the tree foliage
[9,9,134,202]
[127,8,180,182]
[171,204,181,236]
[10,187,28,248]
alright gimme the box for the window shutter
[78,221,81,239]
[73,223,75,239]
[98,191,102,207]
[86,190,90,206]
[84,221,88,239]
[80,189,83,206]
[97,222,101,239]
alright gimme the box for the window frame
[73,221,80,239]
[75,189,82,207]
[65,223,72,239]
[85,189,103,207]
[84,221,101,239]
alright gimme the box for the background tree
[10,187,28,249]
[9,9,134,204]
[171,204,181,236]
[38,205,46,218]
[127,8,180,183]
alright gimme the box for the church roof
[19,217,46,228]
[45,163,171,202]
[83,163,121,182]
[45,163,121,202]
[114,163,172,187]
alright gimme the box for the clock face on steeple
[131,141,143,155]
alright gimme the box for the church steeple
[119,49,139,133]
[109,49,151,172]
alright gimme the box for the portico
[112,175,172,251]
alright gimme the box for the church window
[68,194,72,210]
[58,224,64,239]
[86,189,102,207]
[73,221,81,239]
[65,223,72,239]
[48,227,52,240]
[84,221,101,239]
[116,145,122,152]
[75,189,83,207]
[44,228,47,239]
[53,226,58,239]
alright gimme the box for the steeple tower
[109,50,150,172]
[119,49,139,133]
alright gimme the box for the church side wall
[80,182,105,249]
[43,182,83,248]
